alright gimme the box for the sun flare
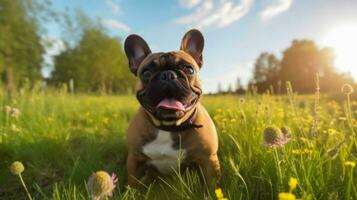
[321,24,357,76]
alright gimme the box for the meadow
[0,86,356,200]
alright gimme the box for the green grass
[0,89,356,199]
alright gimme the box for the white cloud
[178,0,202,9]
[105,0,120,14]
[41,37,66,78]
[260,0,293,20]
[41,37,66,58]
[176,0,254,29]
[101,18,131,32]
[176,0,213,25]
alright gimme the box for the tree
[0,0,45,97]
[250,40,354,94]
[251,52,280,93]
[227,83,233,94]
[235,77,245,94]
[51,27,135,93]
[280,40,341,93]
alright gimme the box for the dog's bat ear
[124,34,152,75]
[180,29,204,67]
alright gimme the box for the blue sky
[44,0,357,93]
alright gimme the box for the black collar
[155,108,203,132]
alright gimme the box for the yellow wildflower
[344,161,356,168]
[278,192,296,200]
[102,117,109,125]
[299,137,308,143]
[215,188,224,199]
[288,177,298,192]
[303,149,313,154]
[292,149,312,155]
[292,149,301,155]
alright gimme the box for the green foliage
[0,0,44,91]
[0,89,356,199]
[251,52,281,93]
[250,40,355,94]
[50,11,134,94]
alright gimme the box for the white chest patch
[142,130,186,174]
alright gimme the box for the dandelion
[215,188,228,200]
[341,84,354,94]
[278,192,296,200]
[288,177,298,192]
[263,126,290,148]
[10,161,24,175]
[10,161,32,200]
[344,161,356,168]
[87,171,117,200]
[215,188,224,199]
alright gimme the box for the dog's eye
[183,66,195,75]
[141,70,152,80]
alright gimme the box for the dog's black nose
[159,70,177,81]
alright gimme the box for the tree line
[249,40,355,94]
[0,0,355,96]
[0,0,135,97]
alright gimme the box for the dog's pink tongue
[157,98,185,111]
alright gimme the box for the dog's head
[124,29,204,125]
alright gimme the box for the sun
[321,24,357,76]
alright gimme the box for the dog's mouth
[156,97,196,112]
[154,95,198,118]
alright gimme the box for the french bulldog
[124,29,221,188]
